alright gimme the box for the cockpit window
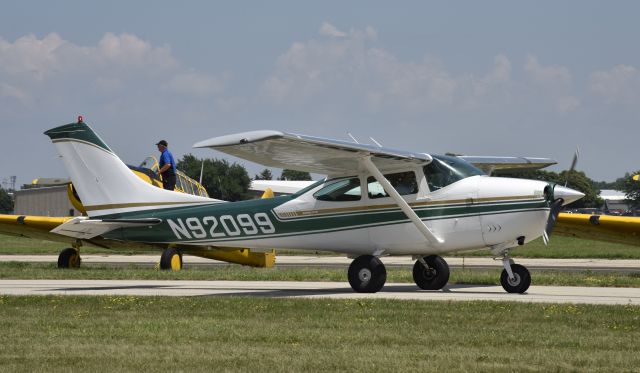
[367,171,418,199]
[313,177,361,201]
[423,155,484,191]
[139,156,159,173]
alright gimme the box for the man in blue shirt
[156,140,177,190]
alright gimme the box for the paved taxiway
[2,255,639,272]
[0,279,638,305]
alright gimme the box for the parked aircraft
[36,118,587,293]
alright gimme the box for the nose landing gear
[500,257,531,293]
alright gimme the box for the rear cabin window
[367,171,418,199]
[313,178,361,201]
[423,155,484,191]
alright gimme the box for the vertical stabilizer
[44,119,218,217]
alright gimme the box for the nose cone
[554,185,585,205]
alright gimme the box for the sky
[1,1,639,189]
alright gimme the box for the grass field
[1,262,639,288]
[1,233,638,258]
[0,296,638,372]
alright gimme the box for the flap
[194,130,431,175]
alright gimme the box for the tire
[412,255,449,290]
[500,264,531,293]
[347,255,387,293]
[160,248,182,271]
[58,248,81,268]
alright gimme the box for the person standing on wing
[156,140,177,190]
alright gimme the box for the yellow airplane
[555,173,639,246]
[0,156,275,269]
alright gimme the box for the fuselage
[104,166,553,257]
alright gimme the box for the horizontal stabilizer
[51,217,162,239]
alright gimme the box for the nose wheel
[348,255,387,293]
[500,258,531,293]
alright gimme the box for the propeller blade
[543,198,564,246]
[564,147,579,187]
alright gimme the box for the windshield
[423,155,484,191]
[139,156,159,172]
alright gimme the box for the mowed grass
[1,262,639,288]
[1,233,639,258]
[0,296,638,372]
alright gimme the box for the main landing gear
[347,254,450,293]
[58,244,81,268]
[348,255,386,293]
[412,255,450,290]
[159,247,183,271]
[500,257,531,293]
[58,247,81,268]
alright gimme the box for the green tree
[279,169,312,181]
[496,169,602,208]
[0,188,13,213]
[177,154,250,201]
[254,169,273,180]
[619,171,640,208]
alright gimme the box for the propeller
[564,147,579,187]
[544,148,580,246]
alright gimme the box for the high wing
[194,130,431,175]
[554,213,640,247]
[458,156,557,175]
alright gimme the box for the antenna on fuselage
[370,137,382,147]
[199,160,205,185]
[347,133,360,144]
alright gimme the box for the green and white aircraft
[45,118,584,293]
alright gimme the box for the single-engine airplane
[42,118,584,293]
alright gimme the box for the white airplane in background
[43,118,584,294]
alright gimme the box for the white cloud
[262,25,513,113]
[319,22,347,38]
[524,55,580,112]
[589,65,640,105]
[0,32,223,105]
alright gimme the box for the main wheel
[347,255,387,293]
[160,248,182,271]
[412,255,449,290]
[500,264,531,293]
[58,248,81,268]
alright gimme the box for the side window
[313,178,361,202]
[367,171,418,199]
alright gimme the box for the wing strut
[360,156,443,245]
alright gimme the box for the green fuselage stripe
[101,196,548,244]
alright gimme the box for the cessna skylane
[40,118,584,294]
